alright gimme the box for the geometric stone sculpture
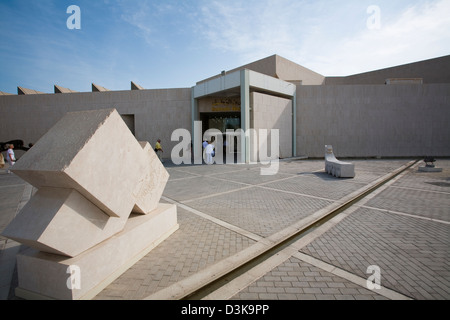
[1,108,178,299]
[2,187,128,257]
[15,204,178,300]
[325,145,355,178]
[133,142,170,215]
[8,109,152,219]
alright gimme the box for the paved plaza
[1,158,449,300]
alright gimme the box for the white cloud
[309,0,450,75]
[197,0,450,75]
[198,0,311,63]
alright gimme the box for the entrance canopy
[192,69,297,163]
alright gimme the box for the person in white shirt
[7,144,16,174]
[204,141,215,165]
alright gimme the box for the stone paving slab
[186,187,333,238]
[231,256,389,300]
[2,158,449,301]
[261,173,367,201]
[0,175,27,236]
[237,160,449,301]
[0,170,30,300]
[300,207,450,300]
[164,175,247,202]
[365,187,450,222]
[94,205,257,300]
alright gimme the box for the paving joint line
[180,185,255,204]
[161,196,264,242]
[0,183,27,189]
[389,185,450,195]
[292,252,412,300]
[180,172,305,204]
[148,162,416,300]
[361,205,450,225]
[188,168,341,204]
[196,161,418,300]
[166,175,203,182]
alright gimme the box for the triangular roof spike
[92,83,110,92]
[17,86,46,95]
[54,85,78,94]
[131,81,144,90]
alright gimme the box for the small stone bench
[325,145,355,178]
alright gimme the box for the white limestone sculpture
[325,145,355,178]
[1,109,178,300]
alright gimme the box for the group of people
[0,144,17,174]
[0,139,217,172]
[153,138,216,165]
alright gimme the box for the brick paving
[95,205,257,300]
[300,207,450,300]
[231,257,388,300]
[1,158,449,300]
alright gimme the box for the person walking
[6,144,16,174]
[155,139,164,162]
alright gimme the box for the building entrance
[200,112,241,163]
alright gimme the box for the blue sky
[1,0,449,94]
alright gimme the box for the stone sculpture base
[418,166,443,173]
[14,203,178,300]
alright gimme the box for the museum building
[1,54,449,162]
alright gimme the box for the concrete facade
[296,83,450,158]
[0,88,192,159]
[324,55,450,85]
[251,92,293,160]
[1,54,449,160]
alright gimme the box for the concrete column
[240,70,250,163]
[292,92,297,157]
[191,88,201,164]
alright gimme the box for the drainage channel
[181,160,419,300]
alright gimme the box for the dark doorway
[200,112,241,134]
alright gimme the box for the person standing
[155,139,164,162]
[7,144,16,174]
[204,141,215,165]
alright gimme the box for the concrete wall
[198,55,325,86]
[0,88,192,159]
[296,84,450,158]
[251,92,293,160]
[325,55,450,85]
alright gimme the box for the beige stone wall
[198,54,324,86]
[2,75,449,162]
[296,83,450,158]
[251,92,293,160]
[0,88,192,159]
[325,55,450,85]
